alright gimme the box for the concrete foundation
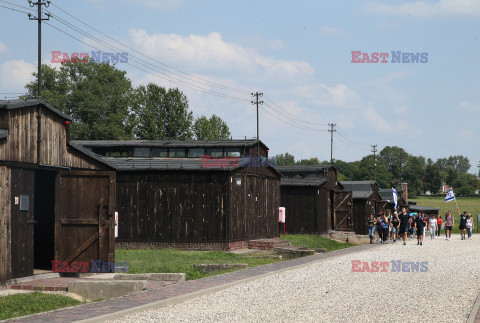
[68,280,147,301]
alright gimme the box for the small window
[169,148,186,158]
[188,148,205,157]
[152,148,168,157]
[206,148,223,157]
[225,148,241,157]
[134,147,150,157]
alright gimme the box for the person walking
[368,214,376,244]
[436,214,442,238]
[414,213,426,245]
[428,214,437,240]
[466,214,474,240]
[459,211,468,240]
[398,207,411,245]
[445,211,454,240]
[380,213,390,244]
[391,211,400,243]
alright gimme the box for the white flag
[392,188,398,208]
[445,188,455,202]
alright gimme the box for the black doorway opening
[34,170,56,270]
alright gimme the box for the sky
[0,0,479,172]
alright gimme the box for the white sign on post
[278,207,286,223]
[115,212,119,238]
[14,197,19,205]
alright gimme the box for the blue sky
[0,0,479,171]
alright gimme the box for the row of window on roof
[89,146,244,158]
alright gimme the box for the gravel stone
[113,235,480,323]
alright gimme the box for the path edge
[467,289,480,323]
[77,244,379,323]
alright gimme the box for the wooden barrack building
[74,140,281,250]
[275,165,352,234]
[0,100,116,283]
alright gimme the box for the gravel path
[114,234,480,322]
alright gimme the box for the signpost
[279,207,286,238]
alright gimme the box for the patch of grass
[414,196,480,234]
[0,292,84,320]
[282,234,354,251]
[116,248,280,280]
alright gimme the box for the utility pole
[371,144,378,181]
[251,92,263,139]
[28,0,51,99]
[328,123,336,164]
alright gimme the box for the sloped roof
[0,99,72,121]
[379,189,394,201]
[280,178,327,187]
[73,139,268,150]
[103,157,239,171]
[340,181,376,192]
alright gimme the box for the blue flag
[445,188,455,202]
[392,188,398,208]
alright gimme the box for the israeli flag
[392,188,398,208]
[445,188,455,202]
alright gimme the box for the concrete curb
[77,244,381,323]
[467,290,480,323]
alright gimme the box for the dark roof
[0,99,72,121]
[103,157,241,171]
[378,189,394,201]
[340,181,376,192]
[68,142,116,170]
[0,129,8,139]
[409,205,440,212]
[72,139,268,150]
[280,178,327,187]
[352,191,374,199]
[275,165,333,179]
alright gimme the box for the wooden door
[332,191,353,231]
[55,171,115,269]
[10,168,35,279]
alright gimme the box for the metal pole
[251,92,263,139]
[328,123,336,164]
[371,144,377,181]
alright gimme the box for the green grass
[415,196,480,234]
[0,292,84,320]
[115,248,280,280]
[281,234,354,251]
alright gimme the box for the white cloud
[319,26,345,36]
[363,103,421,136]
[87,0,186,9]
[128,29,314,77]
[457,101,479,111]
[293,83,362,108]
[0,60,35,93]
[365,0,480,18]
[393,106,411,115]
[0,41,7,54]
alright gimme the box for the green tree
[379,146,409,183]
[25,60,136,140]
[275,153,295,166]
[193,114,230,140]
[334,160,359,181]
[296,157,321,166]
[403,155,426,197]
[452,172,478,196]
[436,155,471,173]
[353,155,392,188]
[424,164,442,193]
[133,84,193,140]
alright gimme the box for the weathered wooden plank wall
[0,107,105,170]
[280,186,318,234]
[116,171,227,242]
[352,199,375,235]
[228,169,280,240]
[0,166,11,281]
[10,167,35,279]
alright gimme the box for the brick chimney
[401,182,408,203]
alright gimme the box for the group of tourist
[367,208,475,245]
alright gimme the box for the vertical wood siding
[0,166,11,281]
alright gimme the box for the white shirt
[429,218,437,227]
[466,218,473,228]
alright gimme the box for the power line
[263,96,328,127]
[47,2,250,95]
[0,3,31,14]
[263,103,328,133]
[328,123,336,163]
[43,21,251,103]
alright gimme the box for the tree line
[275,147,478,197]
[25,60,230,141]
